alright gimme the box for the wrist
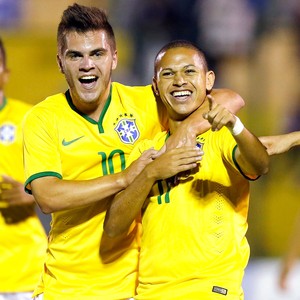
[144,163,159,182]
[229,116,244,136]
[117,172,129,189]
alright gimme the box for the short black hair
[154,40,208,76]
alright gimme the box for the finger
[1,175,15,184]
[212,112,232,131]
[175,149,204,163]
[207,94,217,111]
[203,95,218,121]
[172,146,203,155]
[153,145,166,158]
[141,147,156,158]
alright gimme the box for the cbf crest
[196,136,205,150]
[0,124,16,144]
[114,118,140,144]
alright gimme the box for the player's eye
[67,52,82,60]
[93,51,102,57]
[161,71,173,77]
[185,68,196,74]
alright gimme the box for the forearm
[31,172,127,214]
[104,167,156,237]
[285,131,300,149]
[234,128,269,176]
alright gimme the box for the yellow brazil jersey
[129,129,252,300]
[0,97,47,292]
[23,82,162,300]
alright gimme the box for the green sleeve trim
[25,171,62,194]
[232,145,259,181]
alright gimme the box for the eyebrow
[66,47,108,56]
[65,50,81,56]
[161,64,197,71]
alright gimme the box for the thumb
[203,94,215,119]
[207,94,216,111]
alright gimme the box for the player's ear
[152,77,159,97]
[112,50,118,70]
[206,71,215,92]
[56,55,64,74]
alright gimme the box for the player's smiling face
[153,47,214,121]
[57,30,117,112]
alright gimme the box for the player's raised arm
[165,89,245,149]
[204,95,269,177]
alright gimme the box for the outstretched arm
[104,146,203,237]
[259,131,300,155]
[30,148,158,214]
[166,88,245,149]
[204,95,269,177]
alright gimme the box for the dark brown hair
[57,3,116,55]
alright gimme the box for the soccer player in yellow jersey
[104,40,270,300]
[0,37,47,300]
[23,4,245,300]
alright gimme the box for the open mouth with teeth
[79,75,98,84]
[171,90,192,98]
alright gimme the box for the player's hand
[145,146,203,181]
[259,135,291,155]
[0,175,34,206]
[123,148,158,186]
[203,94,236,132]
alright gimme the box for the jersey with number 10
[23,82,162,300]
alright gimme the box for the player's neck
[168,119,182,135]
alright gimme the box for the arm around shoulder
[211,88,245,113]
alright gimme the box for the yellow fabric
[23,83,162,299]
[131,129,250,300]
[0,97,47,292]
